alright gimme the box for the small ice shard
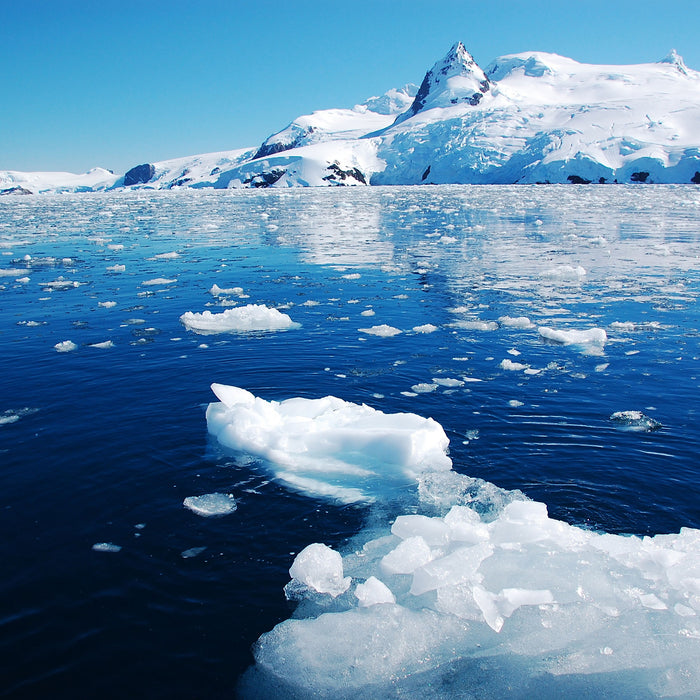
[500,359,529,371]
[92,542,122,553]
[98,301,117,308]
[289,543,350,597]
[45,277,80,290]
[359,324,402,337]
[610,410,661,432]
[411,383,438,393]
[181,546,208,559]
[413,324,438,333]
[107,264,126,272]
[382,536,435,575]
[89,340,114,349]
[141,277,177,286]
[355,576,396,607]
[538,326,607,347]
[360,309,376,317]
[209,283,244,296]
[450,320,498,331]
[54,340,78,352]
[180,305,300,334]
[183,492,237,517]
[498,316,535,329]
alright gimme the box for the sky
[3,0,700,175]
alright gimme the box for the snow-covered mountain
[3,43,700,193]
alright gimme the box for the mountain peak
[394,42,492,124]
[658,49,688,75]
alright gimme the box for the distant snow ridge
[205,384,452,503]
[5,44,700,191]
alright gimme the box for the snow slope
[4,44,700,191]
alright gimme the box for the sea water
[1,185,699,698]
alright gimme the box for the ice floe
[141,277,177,286]
[539,326,607,347]
[92,542,122,553]
[412,323,438,333]
[180,305,300,334]
[358,324,402,337]
[206,384,452,504]
[54,340,78,352]
[183,493,237,517]
[250,487,700,698]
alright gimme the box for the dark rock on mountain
[0,186,33,195]
[124,163,156,186]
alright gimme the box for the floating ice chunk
[411,544,495,597]
[209,283,244,296]
[359,324,402,337]
[98,301,117,308]
[411,383,438,393]
[610,410,662,432]
[181,546,207,559]
[45,277,80,290]
[180,305,300,334]
[206,384,452,503]
[92,542,121,553]
[451,319,498,331]
[89,340,114,349]
[342,273,361,280]
[355,576,395,607]
[107,264,125,272]
[289,543,350,597]
[380,536,434,575]
[54,340,78,352]
[500,359,529,371]
[498,316,535,329]
[413,323,438,333]
[508,399,524,407]
[610,321,636,331]
[16,276,30,283]
[0,268,26,277]
[542,265,586,280]
[360,309,375,317]
[392,515,451,546]
[141,277,176,286]
[183,492,237,517]
[538,326,607,347]
[432,377,464,388]
[148,251,180,260]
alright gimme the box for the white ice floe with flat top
[206,384,452,503]
[180,305,300,334]
[539,325,607,347]
[183,492,237,517]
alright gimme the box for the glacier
[3,43,700,192]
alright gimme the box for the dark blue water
[1,186,699,698]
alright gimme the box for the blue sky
[3,0,699,174]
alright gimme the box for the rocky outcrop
[123,163,155,186]
[0,186,33,195]
[395,42,492,124]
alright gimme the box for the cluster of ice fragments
[215,387,700,697]
[180,304,300,334]
[253,484,700,698]
[206,384,452,503]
